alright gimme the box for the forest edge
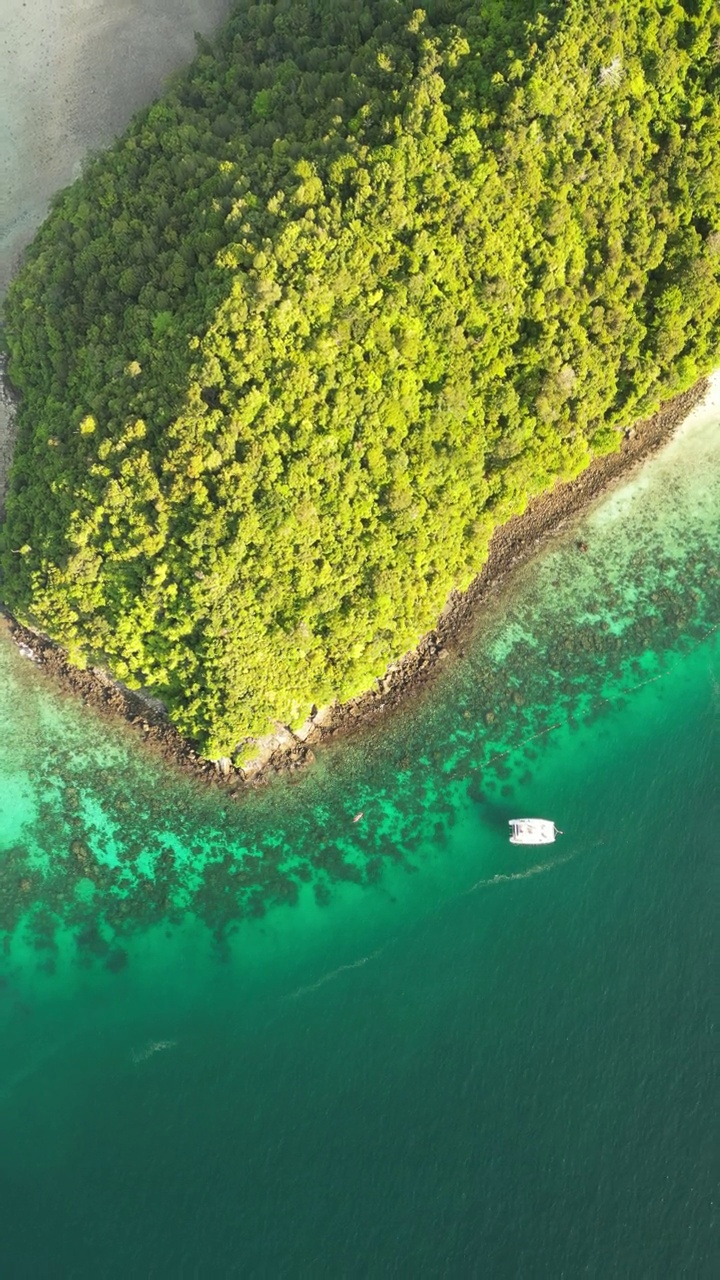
[0,373,709,795]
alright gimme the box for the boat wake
[466,849,576,893]
[286,948,385,1000]
[131,1039,177,1064]
[282,841,603,1002]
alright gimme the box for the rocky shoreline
[0,356,20,520]
[0,375,711,793]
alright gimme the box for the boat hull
[508,819,558,845]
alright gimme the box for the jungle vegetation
[1,0,719,758]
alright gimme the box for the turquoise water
[0,407,717,1275]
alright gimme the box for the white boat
[509,818,561,845]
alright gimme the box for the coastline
[1,372,715,792]
[0,357,19,519]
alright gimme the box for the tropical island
[1,0,718,767]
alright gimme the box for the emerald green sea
[0,398,717,1277]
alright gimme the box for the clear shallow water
[0,404,717,1276]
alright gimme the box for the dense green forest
[1,0,719,757]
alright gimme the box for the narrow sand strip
[0,364,17,515]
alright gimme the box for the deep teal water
[0,403,717,1276]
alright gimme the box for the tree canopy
[2,0,718,757]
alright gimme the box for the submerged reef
[1,430,717,971]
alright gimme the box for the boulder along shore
[0,375,711,794]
